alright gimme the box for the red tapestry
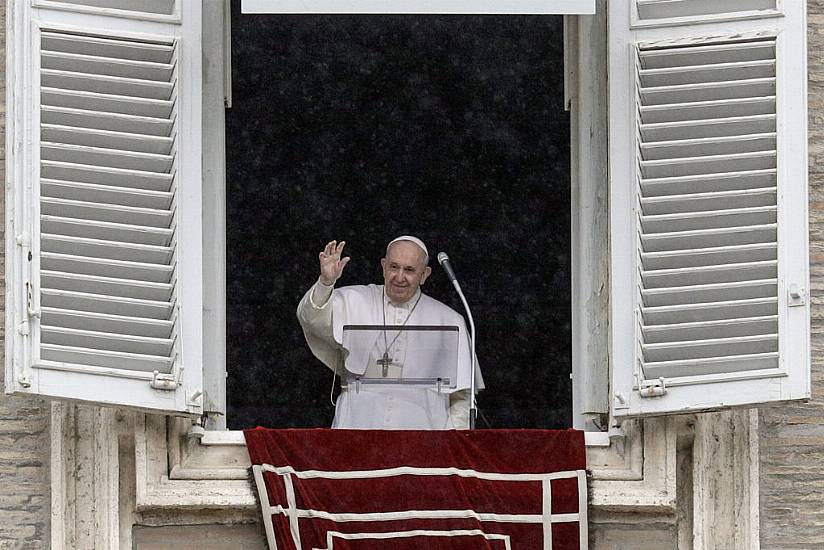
[244,428,587,550]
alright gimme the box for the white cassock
[297,280,484,429]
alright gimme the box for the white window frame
[200,0,230,428]
[241,0,595,15]
[567,8,611,430]
[208,1,609,432]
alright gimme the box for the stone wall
[0,1,52,549]
[590,521,678,550]
[132,525,267,550]
[758,1,824,548]
[3,1,823,549]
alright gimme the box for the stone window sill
[137,417,676,512]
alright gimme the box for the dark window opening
[225,9,571,429]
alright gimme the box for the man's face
[381,241,432,304]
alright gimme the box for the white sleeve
[310,279,334,307]
[449,389,471,429]
[297,279,334,326]
[296,280,341,373]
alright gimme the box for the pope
[297,236,483,429]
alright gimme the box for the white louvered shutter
[609,1,809,417]
[6,1,204,414]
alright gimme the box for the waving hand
[319,240,350,286]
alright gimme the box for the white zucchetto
[387,235,429,264]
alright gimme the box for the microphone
[437,251,478,429]
[437,252,458,283]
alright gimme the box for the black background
[225,5,571,429]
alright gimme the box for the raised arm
[297,240,351,323]
[296,240,352,373]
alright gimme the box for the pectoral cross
[377,352,393,377]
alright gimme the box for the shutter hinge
[17,374,31,388]
[187,390,203,408]
[613,391,628,411]
[14,354,30,388]
[639,377,666,398]
[150,369,180,391]
[25,281,40,319]
[788,284,807,307]
[608,423,627,457]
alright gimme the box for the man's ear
[380,258,387,271]
[420,266,432,285]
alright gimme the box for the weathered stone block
[132,525,268,550]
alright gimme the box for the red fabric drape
[245,428,586,550]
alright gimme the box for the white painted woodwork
[200,0,229,425]
[6,1,204,414]
[45,0,175,14]
[242,0,595,14]
[198,428,614,447]
[567,5,611,429]
[632,0,780,28]
[609,2,809,416]
[33,0,181,22]
[636,0,775,20]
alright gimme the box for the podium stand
[341,324,459,393]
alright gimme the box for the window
[224,11,573,429]
[5,0,810,425]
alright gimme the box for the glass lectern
[341,324,459,392]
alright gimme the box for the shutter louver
[43,0,175,16]
[634,0,778,25]
[38,30,180,375]
[636,37,779,382]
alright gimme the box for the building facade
[1,0,822,548]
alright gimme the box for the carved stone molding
[134,414,255,510]
[50,402,120,549]
[590,417,678,512]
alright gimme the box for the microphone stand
[452,280,478,429]
[438,252,477,429]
